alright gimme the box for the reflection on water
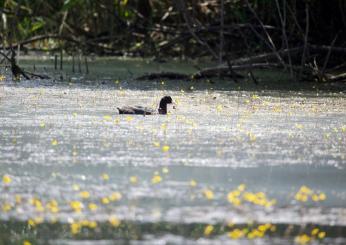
[0,74,346,244]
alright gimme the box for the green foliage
[17,17,45,39]
[0,0,345,57]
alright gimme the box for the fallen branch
[135,63,284,81]
[228,47,304,65]
[193,63,280,79]
[0,50,50,80]
[325,73,346,82]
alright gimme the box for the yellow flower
[203,189,214,200]
[2,203,12,212]
[70,222,81,235]
[318,231,326,239]
[300,186,312,194]
[34,216,44,225]
[88,203,98,211]
[51,139,58,146]
[130,176,138,184]
[252,94,260,100]
[204,225,214,236]
[295,234,311,245]
[216,105,223,112]
[79,191,90,199]
[341,125,346,132]
[101,173,110,181]
[23,241,32,245]
[88,220,97,229]
[46,199,59,213]
[101,197,110,205]
[238,184,246,191]
[190,179,197,187]
[109,215,121,227]
[2,174,12,184]
[70,201,83,212]
[151,175,162,184]
[228,229,244,239]
[109,192,122,201]
[28,219,36,227]
[126,116,133,122]
[161,145,170,152]
[311,228,319,236]
[103,115,112,121]
[312,194,319,202]
[295,123,304,129]
[114,118,120,124]
[15,195,22,204]
[248,132,256,142]
[318,193,326,201]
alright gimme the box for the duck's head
[159,96,173,114]
[160,96,172,105]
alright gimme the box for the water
[0,60,346,244]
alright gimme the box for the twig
[298,3,310,80]
[275,0,294,78]
[321,33,339,77]
[229,47,304,65]
[219,0,224,65]
[84,56,89,74]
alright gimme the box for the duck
[117,96,173,115]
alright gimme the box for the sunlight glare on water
[0,78,346,244]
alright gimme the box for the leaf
[30,18,45,33]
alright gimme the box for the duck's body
[117,96,173,115]
[117,106,155,115]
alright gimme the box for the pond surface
[0,59,346,244]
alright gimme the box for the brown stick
[219,0,225,65]
[321,33,339,77]
[229,46,304,65]
[298,3,310,80]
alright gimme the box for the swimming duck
[117,96,173,115]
